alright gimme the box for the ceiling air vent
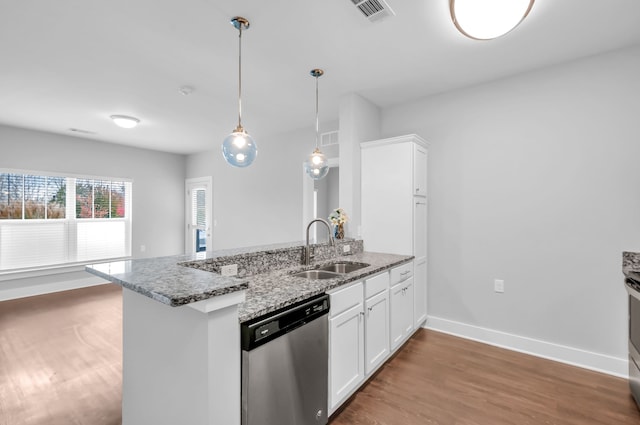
[351,0,395,22]
[321,130,339,147]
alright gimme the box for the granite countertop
[624,251,640,274]
[623,251,640,284]
[86,254,249,307]
[237,252,412,322]
[86,242,413,322]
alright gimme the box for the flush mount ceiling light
[450,0,535,40]
[110,115,140,129]
[221,16,257,168]
[304,69,329,181]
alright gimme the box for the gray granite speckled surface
[85,240,362,307]
[86,240,412,321]
[181,239,363,277]
[86,254,248,306]
[623,251,640,274]
[237,251,412,322]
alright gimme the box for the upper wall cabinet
[361,134,429,257]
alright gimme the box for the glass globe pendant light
[305,69,329,180]
[222,16,257,168]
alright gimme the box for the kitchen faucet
[304,218,335,265]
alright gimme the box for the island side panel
[122,288,241,425]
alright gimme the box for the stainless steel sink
[291,270,341,280]
[318,262,370,274]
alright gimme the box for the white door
[414,258,427,326]
[389,282,405,350]
[402,278,415,337]
[390,277,414,350]
[185,177,212,254]
[414,199,428,326]
[329,302,364,412]
[365,289,389,375]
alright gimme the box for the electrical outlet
[221,264,238,277]
[140,245,146,253]
[343,245,351,253]
[494,279,504,293]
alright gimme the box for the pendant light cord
[315,75,319,149]
[237,26,243,129]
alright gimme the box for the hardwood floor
[0,284,122,425]
[330,329,640,425]
[2,285,639,425]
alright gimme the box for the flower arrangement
[329,208,348,239]
[328,208,349,226]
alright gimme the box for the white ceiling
[1,0,640,155]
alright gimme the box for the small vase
[334,223,344,239]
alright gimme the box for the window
[0,170,132,272]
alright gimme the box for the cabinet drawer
[328,281,363,318]
[365,272,389,299]
[390,262,413,285]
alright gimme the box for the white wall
[0,125,186,298]
[382,45,640,372]
[186,126,318,250]
[315,167,339,223]
[339,94,381,238]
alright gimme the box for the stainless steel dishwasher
[241,293,330,425]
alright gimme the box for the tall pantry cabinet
[361,134,428,328]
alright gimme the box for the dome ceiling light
[304,69,329,180]
[110,115,140,129]
[450,0,535,40]
[221,16,257,168]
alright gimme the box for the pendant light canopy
[305,69,329,180]
[450,0,535,40]
[222,16,257,168]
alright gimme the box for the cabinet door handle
[400,271,410,276]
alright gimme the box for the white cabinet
[389,262,415,350]
[361,134,428,328]
[414,199,428,326]
[328,282,364,413]
[364,273,390,376]
[414,144,427,197]
[328,271,392,413]
[328,264,417,414]
[414,257,427,325]
[361,140,414,256]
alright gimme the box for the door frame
[185,176,213,254]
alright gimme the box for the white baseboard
[424,316,628,378]
[0,273,109,301]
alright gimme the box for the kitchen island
[86,239,412,425]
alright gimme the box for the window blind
[0,171,132,272]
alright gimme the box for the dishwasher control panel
[241,294,330,351]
